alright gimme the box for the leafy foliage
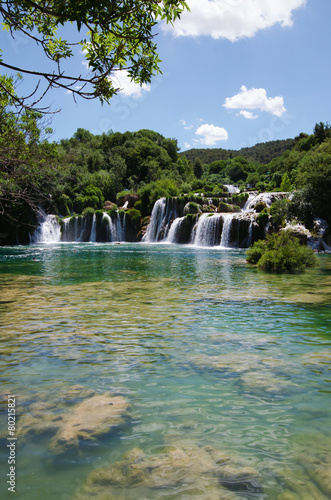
[0,0,189,111]
[246,232,317,273]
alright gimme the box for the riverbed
[0,243,330,499]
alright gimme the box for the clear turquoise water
[0,243,330,499]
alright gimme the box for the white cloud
[180,119,194,130]
[195,124,228,146]
[164,0,306,41]
[224,85,286,117]
[110,70,151,98]
[80,48,150,98]
[239,110,258,120]
[184,142,191,149]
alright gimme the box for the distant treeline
[180,139,295,165]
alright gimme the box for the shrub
[56,193,72,216]
[270,199,290,229]
[134,200,142,211]
[127,208,141,226]
[218,202,232,213]
[246,239,268,264]
[254,202,267,213]
[184,201,200,214]
[107,204,118,218]
[74,185,104,212]
[257,209,270,227]
[82,207,95,216]
[180,182,192,193]
[246,232,317,273]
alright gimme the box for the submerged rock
[276,434,331,500]
[17,389,129,454]
[191,352,290,376]
[73,444,261,499]
[239,370,299,395]
[50,394,129,454]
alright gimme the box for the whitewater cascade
[33,210,127,243]
[166,217,185,243]
[220,214,233,248]
[224,184,240,195]
[89,214,97,242]
[142,198,177,242]
[191,214,223,247]
[31,191,292,247]
[142,192,289,248]
[30,212,61,243]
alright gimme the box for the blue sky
[2,0,331,151]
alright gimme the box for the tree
[280,172,292,192]
[313,121,331,144]
[193,158,203,179]
[0,91,59,242]
[0,0,189,112]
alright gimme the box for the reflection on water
[0,243,330,499]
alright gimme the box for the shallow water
[0,243,330,500]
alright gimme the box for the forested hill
[180,138,295,165]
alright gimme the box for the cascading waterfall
[116,212,126,241]
[30,212,61,243]
[191,214,222,247]
[220,214,233,248]
[244,192,287,212]
[143,198,177,242]
[32,190,286,247]
[102,213,115,241]
[246,218,254,248]
[242,192,258,212]
[166,217,185,243]
[89,214,97,242]
[224,184,240,194]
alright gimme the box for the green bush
[82,207,95,216]
[257,209,270,227]
[218,202,232,213]
[107,204,118,218]
[270,199,290,229]
[180,182,192,193]
[232,193,249,208]
[254,202,267,213]
[246,232,317,273]
[56,193,72,216]
[74,185,104,211]
[134,200,142,211]
[127,208,141,226]
[184,201,200,214]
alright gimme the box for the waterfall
[244,192,287,212]
[225,184,240,194]
[103,213,115,241]
[247,218,254,247]
[89,214,97,242]
[31,212,61,243]
[191,214,222,247]
[116,212,126,241]
[143,198,176,242]
[166,217,185,243]
[220,214,233,248]
[62,218,70,241]
[242,192,258,212]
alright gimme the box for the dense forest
[180,138,295,165]
[0,98,330,246]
